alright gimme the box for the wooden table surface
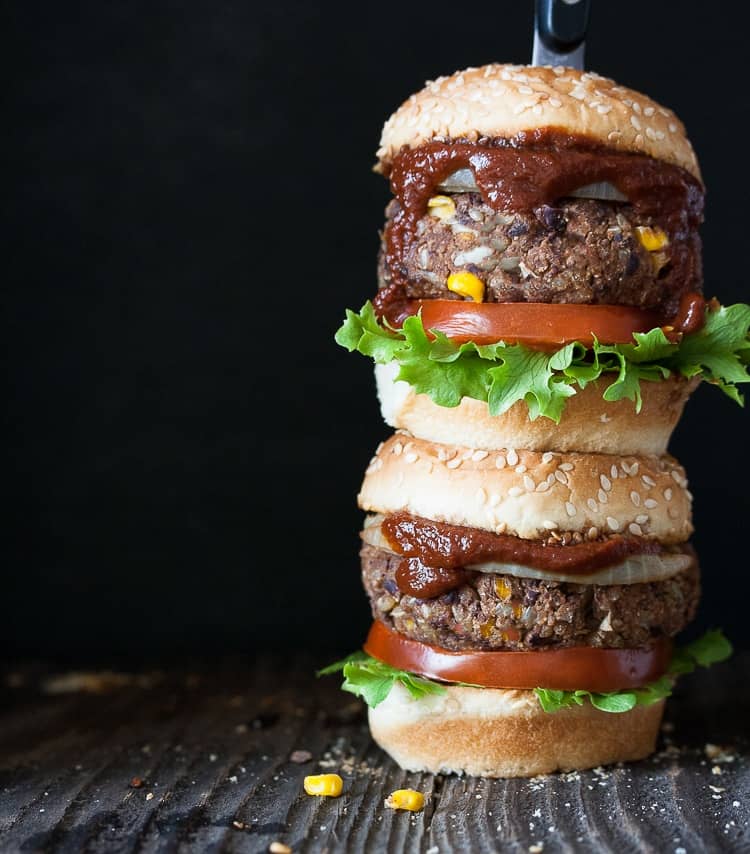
[1,653,748,853]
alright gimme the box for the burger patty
[361,544,700,652]
[378,195,702,315]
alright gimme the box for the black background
[5,2,749,664]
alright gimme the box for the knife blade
[532,0,591,69]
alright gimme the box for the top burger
[337,65,750,442]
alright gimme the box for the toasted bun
[369,682,664,777]
[359,434,692,543]
[375,363,699,456]
[376,64,700,180]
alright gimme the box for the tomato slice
[364,621,671,692]
[384,299,661,348]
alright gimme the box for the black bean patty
[361,543,700,652]
[378,195,702,316]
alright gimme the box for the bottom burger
[321,434,731,777]
[322,621,726,778]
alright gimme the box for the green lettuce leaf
[317,651,446,708]
[319,630,732,713]
[532,628,733,713]
[336,301,750,421]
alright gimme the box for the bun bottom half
[368,683,664,778]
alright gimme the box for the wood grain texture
[0,654,748,853]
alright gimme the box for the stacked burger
[325,65,745,777]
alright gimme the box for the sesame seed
[629,523,643,536]
[630,491,641,507]
[542,452,554,464]
[536,481,551,492]
[543,520,558,530]
[635,514,649,525]
[630,115,642,130]
[515,464,527,474]
[446,458,462,469]
[559,463,574,471]
[644,106,655,117]
[664,488,673,501]
[587,498,598,512]
[518,85,533,95]
[587,527,599,540]
[549,97,562,107]
[669,122,677,133]
[393,442,403,456]
[438,448,448,461]
[495,455,506,469]
[508,486,523,497]
[507,449,519,466]
[629,462,640,476]
[472,449,489,462]
[642,475,656,488]
[644,498,658,509]
[404,453,418,464]
[598,489,608,504]
[554,470,568,484]
[606,517,621,532]
[524,475,536,491]
[597,104,612,114]
[600,474,612,491]
[495,522,507,534]
[610,465,618,480]
[565,502,577,517]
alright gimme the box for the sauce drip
[395,558,471,599]
[669,292,710,337]
[382,513,664,599]
[376,131,704,316]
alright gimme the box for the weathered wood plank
[0,655,747,853]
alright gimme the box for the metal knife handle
[532,0,591,69]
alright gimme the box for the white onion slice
[464,553,692,586]
[436,169,627,202]
[437,168,477,193]
[361,516,692,586]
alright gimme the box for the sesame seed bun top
[376,64,701,181]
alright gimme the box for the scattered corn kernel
[427,195,456,220]
[303,774,343,797]
[447,270,485,303]
[635,225,669,251]
[495,578,512,600]
[269,844,292,854]
[513,604,523,619]
[385,789,425,811]
[480,620,495,639]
